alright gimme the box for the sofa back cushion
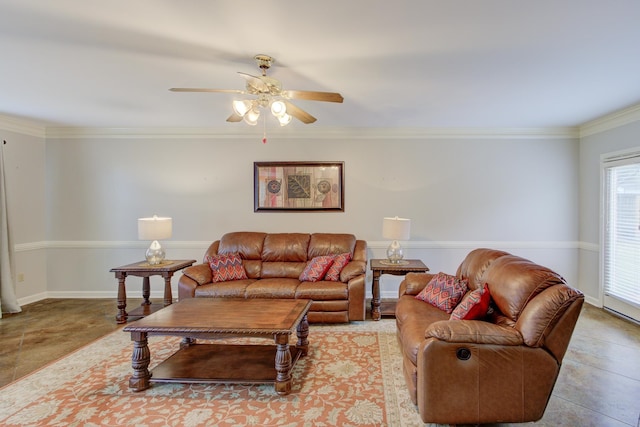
[307,233,356,258]
[456,248,510,290]
[218,232,266,260]
[482,255,566,323]
[262,233,310,262]
[210,232,365,281]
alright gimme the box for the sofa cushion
[483,255,566,322]
[299,255,335,282]
[194,280,254,298]
[415,272,468,314]
[450,283,491,320]
[244,278,300,298]
[295,281,348,300]
[261,261,306,279]
[307,233,356,258]
[206,253,248,283]
[218,232,266,260]
[455,248,510,290]
[262,233,310,262]
[324,252,352,281]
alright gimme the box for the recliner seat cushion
[295,281,348,300]
[244,278,299,298]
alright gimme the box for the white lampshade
[138,215,172,241]
[270,100,287,117]
[243,108,260,126]
[382,216,411,241]
[232,100,252,117]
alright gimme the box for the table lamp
[138,215,172,265]
[382,216,411,265]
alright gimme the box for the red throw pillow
[299,255,335,282]
[324,252,352,281]
[206,253,248,283]
[450,283,491,320]
[415,272,468,314]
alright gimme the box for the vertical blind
[603,155,640,309]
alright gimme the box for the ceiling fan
[169,54,344,126]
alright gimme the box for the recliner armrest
[425,319,524,346]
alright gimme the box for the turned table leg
[274,333,292,395]
[128,331,151,391]
[141,277,152,306]
[116,275,128,324]
[163,275,173,307]
[371,270,382,321]
[296,314,309,356]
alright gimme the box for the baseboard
[18,290,173,305]
[17,292,48,306]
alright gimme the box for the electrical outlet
[17,273,24,282]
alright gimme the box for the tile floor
[1,299,639,426]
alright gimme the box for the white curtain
[0,141,21,317]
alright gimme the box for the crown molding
[579,103,640,137]
[0,114,46,138]
[44,126,578,140]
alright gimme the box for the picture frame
[254,161,344,212]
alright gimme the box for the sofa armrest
[182,264,212,285]
[399,272,436,297]
[425,320,524,346]
[340,260,366,282]
[178,264,212,300]
[347,273,366,321]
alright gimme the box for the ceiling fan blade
[226,112,243,122]
[169,88,245,94]
[282,90,344,103]
[284,101,317,124]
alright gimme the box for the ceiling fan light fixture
[170,54,343,129]
[232,99,252,117]
[277,113,292,126]
[270,100,287,117]
[243,108,260,125]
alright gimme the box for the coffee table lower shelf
[149,343,304,386]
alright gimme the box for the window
[602,151,640,323]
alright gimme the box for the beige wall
[40,130,579,300]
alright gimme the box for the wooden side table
[110,259,196,324]
[370,259,429,320]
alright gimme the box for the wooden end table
[110,259,196,324]
[370,259,429,320]
[123,298,312,395]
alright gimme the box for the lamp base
[145,240,166,265]
[385,240,405,265]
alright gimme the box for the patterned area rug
[0,320,434,426]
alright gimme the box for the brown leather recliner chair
[395,248,584,424]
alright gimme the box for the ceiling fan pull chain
[262,114,267,144]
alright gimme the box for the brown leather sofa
[395,248,584,425]
[178,232,367,323]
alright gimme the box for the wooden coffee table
[122,298,312,395]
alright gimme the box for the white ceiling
[1,0,640,130]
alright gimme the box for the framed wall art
[254,161,344,212]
